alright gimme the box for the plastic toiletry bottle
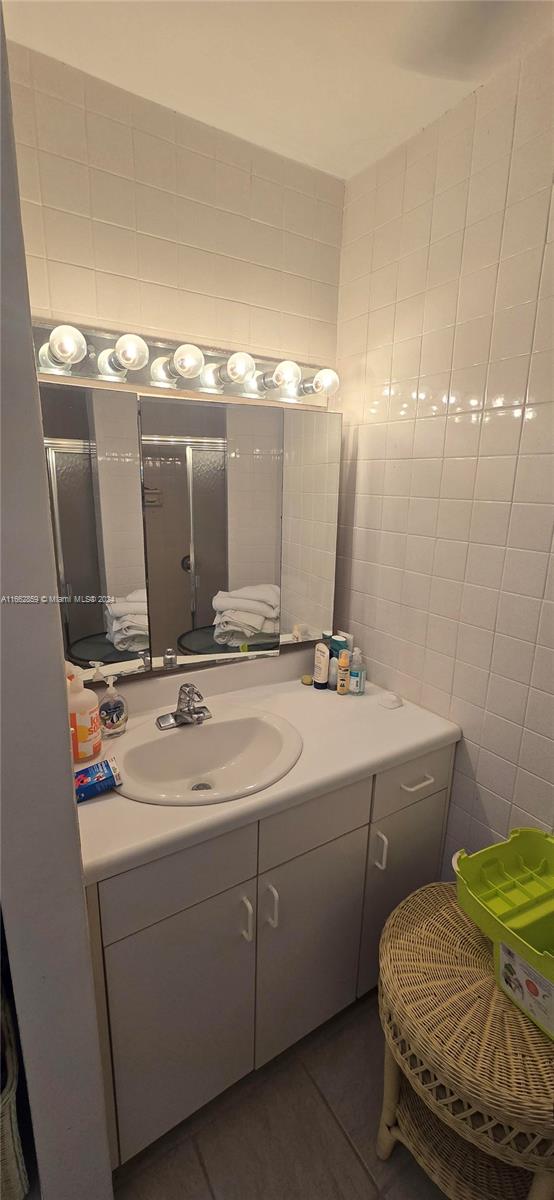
[328,656,338,690]
[99,675,128,737]
[337,649,351,695]
[330,634,348,660]
[67,668,101,763]
[313,641,330,690]
[349,647,366,695]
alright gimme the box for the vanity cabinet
[104,879,257,1162]
[357,744,453,996]
[255,826,368,1066]
[90,746,454,1165]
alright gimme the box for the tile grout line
[297,1059,382,1196]
[192,1134,219,1200]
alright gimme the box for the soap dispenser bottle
[99,675,128,738]
[67,667,101,763]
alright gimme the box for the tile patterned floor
[113,993,446,1200]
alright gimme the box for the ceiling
[4,0,552,178]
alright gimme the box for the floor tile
[382,1156,447,1200]
[114,1137,212,1200]
[297,993,418,1192]
[195,1059,378,1200]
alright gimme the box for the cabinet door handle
[266,884,279,929]
[373,831,389,871]
[400,773,434,794]
[241,895,254,942]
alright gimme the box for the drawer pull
[241,896,254,942]
[400,773,434,794]
[374,831,389,871]
[267,884,280,929]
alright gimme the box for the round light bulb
[114,334,149,371]
[200,362,223,390]
[172,344,205,379]
[226,352,256,384]
[49,324,87,365]
[313,368,340,396]
[273,360,302,388]
[150,356,174,386]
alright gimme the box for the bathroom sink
[117,703,303,805]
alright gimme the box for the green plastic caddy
[454,828,554,1040]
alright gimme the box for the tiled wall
[7,41,342,365]
[226,407,283,592]
[281,410,341,637]
[334,36,554,856]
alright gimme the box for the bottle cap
[338,649,350,668]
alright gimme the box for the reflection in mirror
[139,399,283,661]
[39,384,148,673]
[39,379,340,679]
[281,411,341,642]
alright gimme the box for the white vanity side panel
[372,746,453,822]
[258,777,372,872]
[99,823,257,944]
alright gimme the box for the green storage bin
[453,828,554,1040]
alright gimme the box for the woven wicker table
[377,883,554,1200]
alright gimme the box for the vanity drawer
[99,824,257,945]
[372,746,452,822]
[258,778,372,873]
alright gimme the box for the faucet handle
[177,681,204,711]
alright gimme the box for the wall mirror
[38,381,340,678]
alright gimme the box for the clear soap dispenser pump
[99,675,128,737]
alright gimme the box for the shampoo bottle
[67,668,101,763]
[313,642,330,690]
[99,675,128,737]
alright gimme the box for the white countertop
[78,680,460,884]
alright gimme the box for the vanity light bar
[35,324,340,399]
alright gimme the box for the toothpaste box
[74,757,122,803]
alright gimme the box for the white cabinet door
[105,880,257,1162]
[255,827,368,1067]
[357,789,447,997]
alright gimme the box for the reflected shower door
[45,442,103,646]
[189,446,228,627]
[142,442,227,656]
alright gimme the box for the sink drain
[191,782,213,791]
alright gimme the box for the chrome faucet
[156,683,212,730]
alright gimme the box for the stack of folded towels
[212,584,280,646]
[105,589,149,652]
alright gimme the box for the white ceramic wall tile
[335,36,554,863]
[9,41,343,363]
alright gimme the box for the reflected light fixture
[259,360,302,391]
[151,343,205,387]
[38,324,87,373]
[97,334,149,379]
[300,367,340,397]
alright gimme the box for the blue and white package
[74,757,122,803]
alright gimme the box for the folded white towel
[213,609,279,645]
[212,584,280,620]
[126,588,147,603]
[107,600,148,618]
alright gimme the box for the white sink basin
[117,702,303,805]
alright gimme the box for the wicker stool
[376,883,554,1200]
